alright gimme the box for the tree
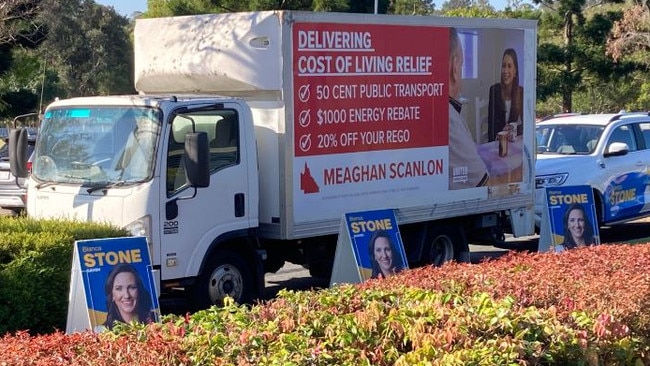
[441,0,473,9]
[144,0,397,16]
[440,1,498,15]
[605,2,650,110]
[0,0,46,119]
[0,0,43,45]
[145,0,242,17]
[534,0,632,112]
[35,0,134,99]
[388,0,435,15]
[607,2,650,65]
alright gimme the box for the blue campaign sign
[76,236,160,331]
[545,185,600,252]
[345,209,408,281]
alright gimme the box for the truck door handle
[234,193,245,217]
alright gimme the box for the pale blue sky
[96,0,512,17]
[96,0,147,17]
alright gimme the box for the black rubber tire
[308,261,333,279]
[424,224,467,266]
[191,250,254,311]
[10,208,24,216]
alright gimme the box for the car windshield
[32,106,161,186]
[536,124,604,155]
[0,128,37,161]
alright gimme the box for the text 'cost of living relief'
[297,30,433,76]
[293,25,448,157]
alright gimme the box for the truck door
[160,106,248,281]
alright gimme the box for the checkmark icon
[299,85,310,102]
[299,134,311,152]
[299,110,311,128]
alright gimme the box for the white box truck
[10,11,537,308]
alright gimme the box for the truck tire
[308,262,332,279]
[303,236,336,279]
[192,250,254,310]
[424,224,467,266]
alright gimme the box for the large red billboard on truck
[291,21,527,223]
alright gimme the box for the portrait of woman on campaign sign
[102,263,156,330]
[345,209,408,282]
[555,203,599,252]
[368,230,405,279]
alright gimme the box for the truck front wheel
[192,250,254,310]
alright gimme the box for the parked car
[0,127,37,214]
[535,111,650,229]
[536,112,585,123]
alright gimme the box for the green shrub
[0,216,128,335]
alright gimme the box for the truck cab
[10,95,264,308]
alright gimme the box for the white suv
[535,112,650,228]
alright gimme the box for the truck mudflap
[509,206,535,237]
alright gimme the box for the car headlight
[535,173,568,189]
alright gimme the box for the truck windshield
[32,106,161,186]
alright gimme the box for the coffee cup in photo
[497,131,509,157]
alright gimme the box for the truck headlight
[125,215,151,240]
[535,173,568,189]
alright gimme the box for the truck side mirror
[9,128,29,178]
[184,132,210,188]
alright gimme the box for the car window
[639,123,650,149]
[608,125,636,152]
[0,140,36,159]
